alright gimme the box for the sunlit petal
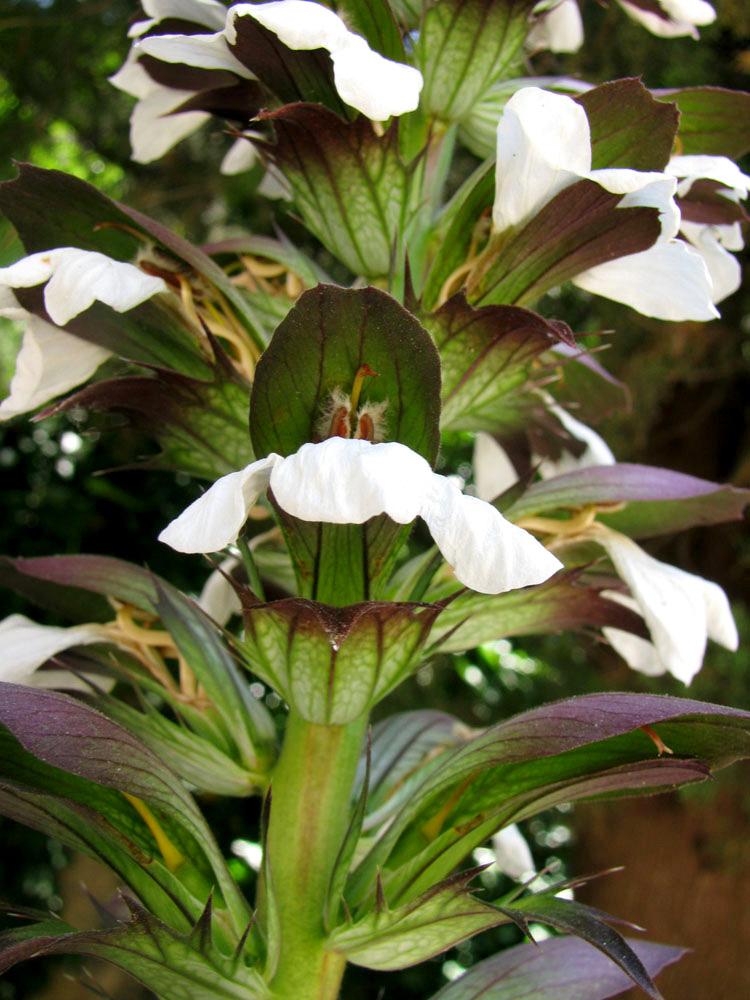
[0,615,109,691]
[159,455,278,553]
[572,239,719,321]
[493,87,591,230]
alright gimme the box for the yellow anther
[123,794,186,872]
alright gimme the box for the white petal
[700,577,739,651]
[229,1,422,119]
[590,170,680,240]
[270,438,434,525]
[492,825,535,880]
[220,136,259,175]
[0,615,107,689]
[331,37,422,119]
[159,455,279,552]
[473,432,519,502]
[617,0,715,37]
[528,0,584,54]
[130,86,211,163]
[0,317,110,420]
[601,590,665,676]
[228,1,350,51]
[679,221,743,302]
[0,285,28,320]
[198,557,243,624]
[142,0,228,30]
[668,154,750,199]
[596,530,737,684]
[109,53,159,99]
[136,31,253,76]
[420,475,563,594]
[572,239,719,321]
[493,87,591,231]
[0,248,167,325]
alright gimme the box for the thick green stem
[262,711,368,1000]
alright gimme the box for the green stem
[262,711,368,1000]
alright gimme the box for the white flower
[667,154,750,303]
[137,1,423,123]
[0,287,111,419]
[110,0,230,163]
[617,0,716,39]
[491,824,536,880]
[160,437,563,595]
[594,527,738,684]
[0,614,114,692]
[528,1,584,54]
[493,88,718,321]
[0,248,167,326]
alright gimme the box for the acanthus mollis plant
[1,1,750,998]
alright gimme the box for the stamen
[640,725,674,757]
[515,504,598,538]
[350,364,379,417]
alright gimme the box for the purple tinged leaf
[42,362,254,481]
[427,935,685,1000]
[472,179,661,307]
[577,79,679,172]
[0,684,252,935]
[498,895,665,1000]
[422,294,574,434]
[505,463,750,536]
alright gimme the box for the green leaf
[577,79,679,171]
[421,160,495,311]
[0,731,208,933]
[416,0,535,123]
[421,294,574,433]
[346,694,750,909]
[544,344,630,423]
[0,898,268,1000]
[256,106,415,278]
[328,869,506,969]
[335,0,407,63]
[471,180,662,307]
[657,86,750,158]
[44,361,254,481]
[97,696,267,797]
[239,597,441,724]
[427,570,648,654]
[0,684,252,937]
[427,935,685,1000]
[249,284,441,603]
[153,580,278,772]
